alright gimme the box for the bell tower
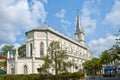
[74,10,85,46]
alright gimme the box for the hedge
[0,71,85,80]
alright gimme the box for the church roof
[35,24,50,30]
[26,23,87,49]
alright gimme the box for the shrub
[0,75,5,80]
[0,72,85,80]
[27,74,40,80]
[41,74,54,80]
[4,74,16,80]
[15,74,28,80]
[70,71,85,78]
[1,74,40,80]
[57,72,70,79]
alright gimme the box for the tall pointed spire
[75,10,85,46]
[76,9,83,33]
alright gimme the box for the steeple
[76,10,83,33]
[75,10,85,46]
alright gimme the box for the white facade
[7,13,91,74]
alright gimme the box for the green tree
[83,58,102,75]
[18,44,26,57]
[100,51,112,65]
[1,61,7,68]
[41,55,52,74]
[0,45,15,56]
[110,45,120,62]
[92,58,102,75]
[42,41,72,75]
[110,30,120,62]
[82,60,93,75]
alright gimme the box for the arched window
[11,64,15,74]
[30,43,32,57]
[40,42,44,58]
[24,65,27,74]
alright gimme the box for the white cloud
[89,34,116,56]
[14,43,21,49]
[55,8,71,34]
[81,16,96,34]
[0,44,6,49]
[0,0,47,45]
[60,19,71,26]
[81,0,99,35]
[55,9,66,19]
[31,0,47,23]
[42,0,48,4]
[104,0,120,26]
[60,19,71,35]
[0,43,21,50]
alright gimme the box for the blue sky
[0,0,120,56]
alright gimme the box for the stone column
[15,49,19,74]
[7,51,10,74]
[32,48,35,73]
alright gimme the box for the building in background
[7,12,91,74]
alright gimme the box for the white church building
[7,12,91,74]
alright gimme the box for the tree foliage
[100,44,120,66]
[1,61,7,68]
[83,30,120,75]
[82,58,102,75]
[100,51,112,65]
[0,44,26,57]
[18,44,26,57]
[42,41,72,75]
[0,45,15,56]
[110,44,120,61]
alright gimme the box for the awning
[118,68,120,70]
[0,69,6,74]
[104,66,115,71]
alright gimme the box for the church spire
[75,10,85,46]
[76,10,83,33]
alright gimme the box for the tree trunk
[55,51,58,75]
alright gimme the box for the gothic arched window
[30,43,32,57]
[11,64,15,74]
[24,65,27,74]
[40,42,44,58]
